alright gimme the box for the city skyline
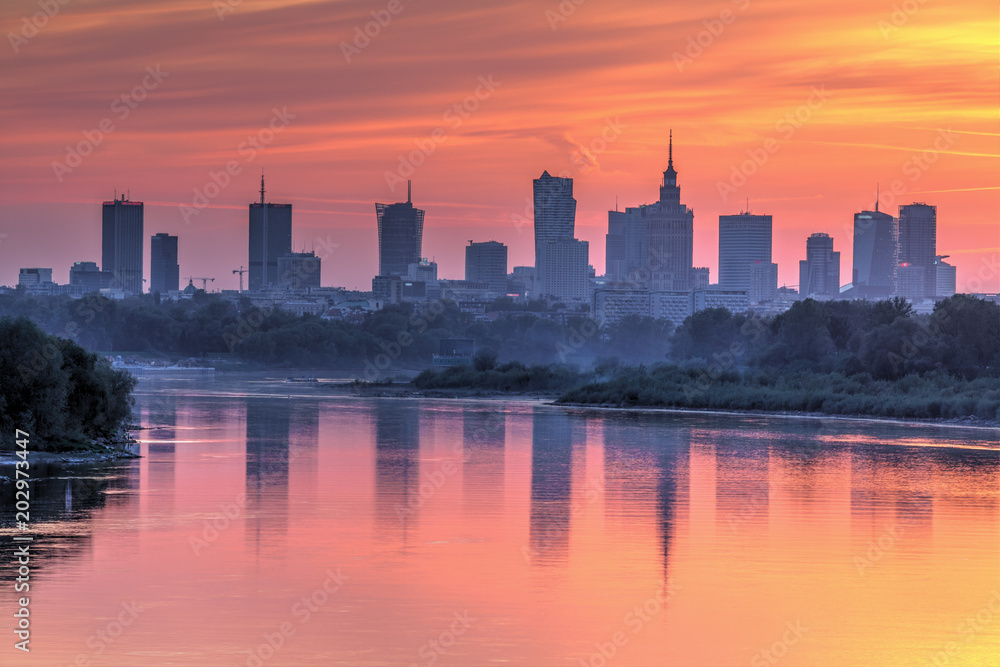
[1,1,995,292]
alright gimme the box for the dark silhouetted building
[150,233,179,294]
[248,176,292,291]
[376,181,424,277]
[465,240,508,294]
[102,195,144,294]
[852,203,896,296]
[719,213,774,301]
[69,261,112,292]
[18,268,52,287]
[897,203,936,298]
[935,255,956,297]
[277,251,321,289]
[537,238,589,301]
[533,171,576,270]
[799,233,840,297]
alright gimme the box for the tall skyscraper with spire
[376,180,425,277]
[102,194,144,294]
[607,131,694,289]
[248,174,292,291]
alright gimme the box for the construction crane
[233,266,247,293]
[186,276,215,291]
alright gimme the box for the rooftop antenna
[875,183,880,213]
[746,197,749,215]
[407,180,411,204]
[260,171,266,205]
[126,189,129,201]
[668,129,673,167]
[615,195,618,212]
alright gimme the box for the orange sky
[1,0,997,291]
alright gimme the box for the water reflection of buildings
[461,409,506,519]
[245,396,291,555]
[373,400,422,535]
[528,410,578,564]
[142,392,177,516]
[602,415,689,576]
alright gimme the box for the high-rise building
[376,181,424,277]
[18,268,52,287]
[645,132,694,290]
[852,198,896,295]
[749,261,779,303]
[533,171,576,269]
[150,233,179,294]
[897,203,936,298]
[465,240,508,294]
[606,132,692,290]
[102,195,144,294]
[798,233,840,298]
[248,176,292,291]
[277,251,321,289]
[537,238,589,301]
[69,261,112,292]
[934,255,956,298]
[718,212,773,295]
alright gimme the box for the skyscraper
[376,181,424,277]
[897,203,936,298]
[277,251,321,289]
[102,195,144,294]
[852,196,896,295]
[69,261,112,292]
[536,238,589,301]
[465,240,508,294]
[718,212,773,293]
[798,233,840,297]
[248,176,292,291]
[645,131,694,291]
[150,233,179,294]
[533,171,576,269]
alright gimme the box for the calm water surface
[2,376,998,666]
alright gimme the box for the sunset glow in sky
[2,0,997,291]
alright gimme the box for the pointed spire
[668,129,673,168]
[260,171,265,205]
[407,179,412,204]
